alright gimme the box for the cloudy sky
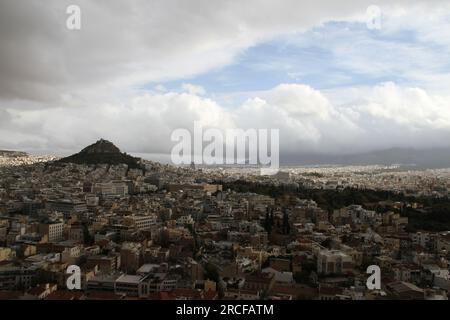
[1,0,450,161]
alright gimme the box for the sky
[1,0,450,161]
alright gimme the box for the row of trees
[222,179,450,232]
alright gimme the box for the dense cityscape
[1,139,449,300]
[2,0,450,315]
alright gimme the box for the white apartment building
[38,222,64,243]
[176,214,194,226]
[317,250,354,275]
[410,232,433,248]
[93,182,129,198]
[123,214,156,231]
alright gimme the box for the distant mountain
[0,150,28,157]
[339,147,450,168]
[283,147,450,168]
[58,139,141,168]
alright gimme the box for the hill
[58,139,141,168]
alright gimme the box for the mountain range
[282,147,450,168]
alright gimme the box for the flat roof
[116,274,143,284]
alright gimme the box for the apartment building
[38,222,64,243]
[317,250,354,275]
